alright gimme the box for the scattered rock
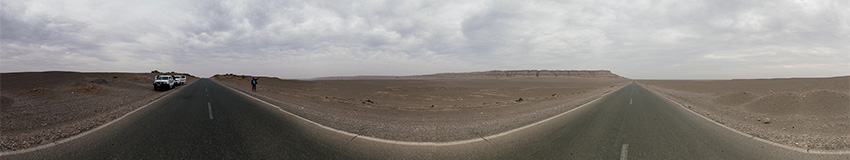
[361,99,375,104]
[763,117,771,124]
[1,96,14,107]
[16,87,53,96]
[130,75,152,83]
[89,78,109,84]
[515,98,524,102]
[72,83,102,93]
[551,93,559,97]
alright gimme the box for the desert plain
[211,71,629,142]
[1,70,848,152]
[0,71,195,150]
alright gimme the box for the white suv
[173,75,187,85]
[153,75,175,91]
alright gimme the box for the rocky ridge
[315,70,627,80]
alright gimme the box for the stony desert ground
[212,71,630,142]
[8,70,844,152]
[0,71,195,150]
[640,76,850,150]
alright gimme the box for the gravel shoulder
[212,75,629,142]
[0,71,196,151]
[638,76,850,150]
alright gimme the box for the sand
[0,71,195,151]
[639,76,850,150]
[212,74,630,142]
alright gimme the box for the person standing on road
[251,77,259,91]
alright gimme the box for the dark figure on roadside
[251,77,259,91]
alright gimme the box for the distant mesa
[210,73,280,80]
[210,73,250,80]
[313,70,627,80]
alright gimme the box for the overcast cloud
[1,0,848,79]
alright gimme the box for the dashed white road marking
[620,144,629,160]
[218,81,628,146]
[207,102,213,120]
[629,98,632,105]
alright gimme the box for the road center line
[620,144,629,160]
[218,80,628,146]
[207,102,213,120]
[629,98,632,105]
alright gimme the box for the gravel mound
[712,91,759,106]
[743,92,803,116]
[744,90,849,116]
[800,90,850,116]
[640,76,850,150]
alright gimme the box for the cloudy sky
[1,0,848,79]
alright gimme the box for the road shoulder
[638,82,850,154]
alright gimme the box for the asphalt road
[4,79,847,159]
[482,82,847,159]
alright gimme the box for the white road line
[217,80,629,146]
[648,88,850,154]
[0,88,181,156]
[620,144,629,160]
[207,102,213,120]
[629,98,632,105]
